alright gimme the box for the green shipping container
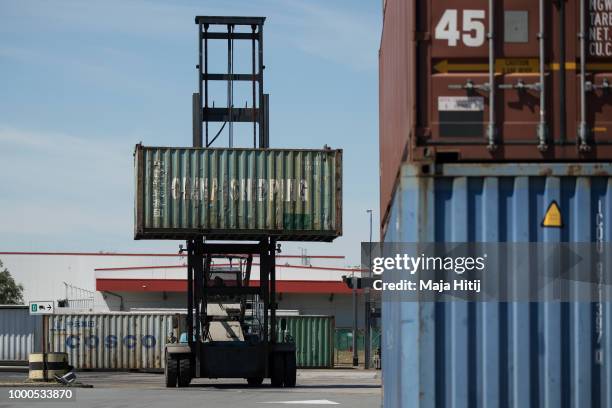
[276,316,335,368]
[335,328,381,352]
[134,145,342,241]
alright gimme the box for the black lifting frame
[194,16,268,149]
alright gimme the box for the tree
[0,259,24,304]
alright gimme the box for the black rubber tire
[247,377,264,386]
[165,356,178,388]
[178,358,191,387]
[283,352,297,387]
[270,353,284,387]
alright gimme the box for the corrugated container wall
[379,0,416,238]
[382,162,612,407]
[134,145,342,242]
[48,313,172,370]
[380,0,612,227]
[277,315,335,368]
[0,306,41,362]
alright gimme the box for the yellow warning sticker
[542,201,563,228]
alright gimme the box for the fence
[334,327,381,366]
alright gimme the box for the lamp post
[352,273,358,367]
[364,209,373,369]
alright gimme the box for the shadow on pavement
[188,383,380,390]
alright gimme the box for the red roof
[96,278,354,294]
[94,263,364,273]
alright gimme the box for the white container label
[438,96,484,111]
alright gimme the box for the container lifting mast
[164,16,296,388]
[193,16,268,149]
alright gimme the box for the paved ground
[0,369,381,408]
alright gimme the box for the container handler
[164,240,296,387]
[155,15,334,387]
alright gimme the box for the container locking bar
[498,80,541,91]
[578,0,590,151]
[448,80,490,92]
[536,0,548,151]
[498,76,548,151]
[486,0,496,151]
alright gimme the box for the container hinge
[577,123,591,152]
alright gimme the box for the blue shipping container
[382,163,612,408]
[0,306,41,362]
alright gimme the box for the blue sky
[0,0,381,266]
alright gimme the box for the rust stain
[539,168,553,177]
[565,165,583,176]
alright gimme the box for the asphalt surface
[0,369,381,408]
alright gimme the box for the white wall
[0,253,186,310]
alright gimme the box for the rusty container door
[413,0,612,161]
[425,0,554,158]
